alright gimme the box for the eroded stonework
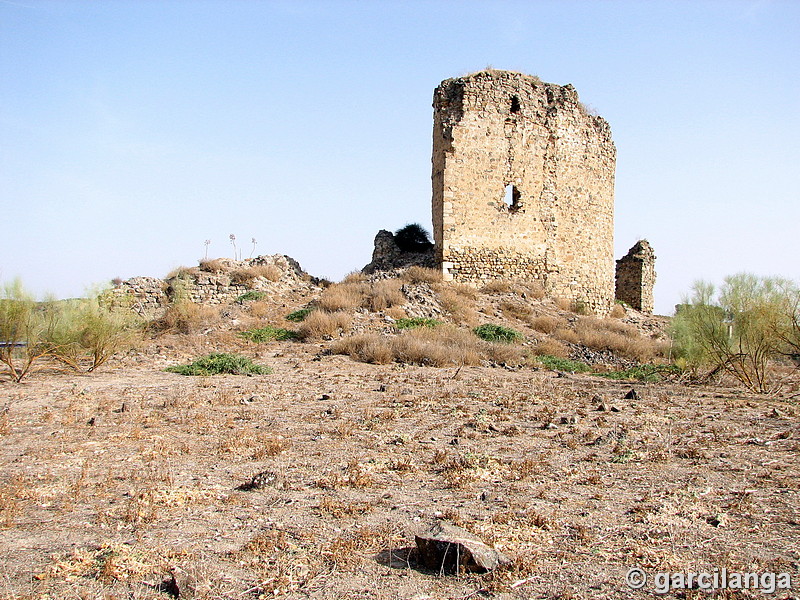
[615,240,656,314]
[432,70,616,313]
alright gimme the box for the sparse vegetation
[535,354,591,372]
[473,323,523,343]
[166,353,271,376]
[286,307,313,322]
[297,310,351,339]
[236,290,267,303]
[671,274,800,393]
[237,326,298,342]
[394,317,442,329]
[400,266,441,284]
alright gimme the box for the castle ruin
[431,70,617,313]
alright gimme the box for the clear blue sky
[2,0,798,314]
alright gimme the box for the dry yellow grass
[500,300,533,321]
[527,315,562,334]
[435,285,478,326]
[155,301,220,334]
[365,279,405,312]
[230,265,281,285]
[532,338,570,358]
[298,310,351,340]
[481,279,514,294]
[333,325,525,367]
[610,303,626,318]
[400,266,441,284]
[316,282,365,312]
[198,258,226,273]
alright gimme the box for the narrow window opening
[510,95,521,113]
[503,184,521,211]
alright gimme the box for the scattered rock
[623,388,640,401]
[560,415,580,424]
[414,521,510,574]
[597,402,609,411]
[610,405,621,413]
[706,513,729,528]
[237,470,278,491]
[156,568,195,599]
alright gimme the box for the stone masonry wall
[432,70,616,314]
[615,240,656,314]
[111,255,312,319]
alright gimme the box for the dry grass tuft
[365,279,405,312]
[155,301,220,334]
[166,266,199,280]
[333,325,525,367]
[400,266,441,284]
[532,338,571,358]
[230,265,281,285]
[500,300,533,321]
[316,282,365,312]
[481,279,513,294]
[330,334,394,364]
[198,259,226,273]
[610,303,626,318]
[298,310,351,340]
[527,315,562,334]
[436,285,479,325]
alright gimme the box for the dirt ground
[1,333,799,600]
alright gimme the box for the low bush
[330,334,394,364]
[394,317,441,329]
[473,324,523,343]
[230,265,281,286]
[166,353,271,376]
[1,281,141,381]
[436,286,478,325]
[286,307,313,322]
[238,326,298,342]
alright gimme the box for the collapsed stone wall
[111,254,313,319]
[362,230,437,274]
[615,240,656,314]
[432,70,616,314]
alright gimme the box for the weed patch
[238,326,298,342]
[536,355,591,373]
[166,353,271,376]
[394,317,441,329]
[473,324,523,343]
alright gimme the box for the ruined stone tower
[431,70,616,313]
[615,240,656,314]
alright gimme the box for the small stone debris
[706,513,729,528]
[623,388,640,401]
[560,415,580,424]
[769,408,784,418]
[237,470,278,491]
[240,395,261,405]
[597,402,609,411]
[414,521,510,574]
[317,394,332,401]
[610,405,621,413]
[156,568,194,599]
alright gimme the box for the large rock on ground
[414,521,510,574]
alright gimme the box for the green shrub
[596,364,679,382]
[237,291,267,303]
[473,324,523,343]
[535,355,591,373]
[237,326,298,342]
[394,317,441,330]
[166,353,271,376]
[1,281,139,381]
[671,275,799,393]
[286,307,313,322]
